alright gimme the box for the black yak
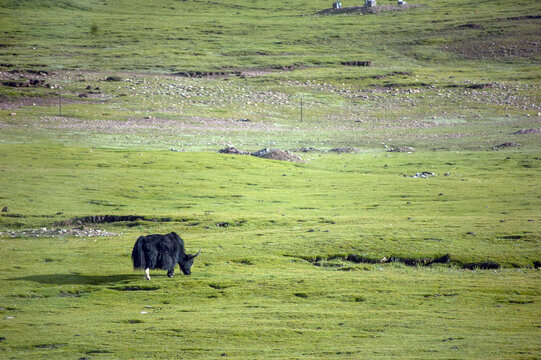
[131,232,201,280]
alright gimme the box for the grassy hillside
[0,0,539,76]
[0,0,540,358]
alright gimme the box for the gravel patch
[0,227,121,238]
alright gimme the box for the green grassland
[1,146,540,359]
[0,0,540,358]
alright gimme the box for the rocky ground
[219,146,304,162]
[1,67,540,152]
[0,227,121,238]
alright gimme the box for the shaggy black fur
[131,232,200,278]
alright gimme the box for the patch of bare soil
[295,253,505,270]
[506,15,541,21]
[316,4,421,16]
[5,69,51,76]
[455,23,483,30]
[218,147,304,163]
[291,147,320,153]
[252,148,304,162]
[493,142,520,150]
[445,18,541,60]
[0,69,106,109]
[2,79,49,88]
[447,38,540,59]
[329,147,360,153]
[218,146,250,155]
[1,69,52,83]
[60,215,171,225]
[513,128,541,135]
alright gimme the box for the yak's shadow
[8,273,142,285]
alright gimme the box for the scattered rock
[218,146,303,162]
[292,147,319,153]
[3,79,47,88]
[105,76,122,82]
[405,171,436,179]
[252,148,304,163]
[271,63,305,71]
[174,70,241,78]
[388,146,414,152]
[329,147,360,153]
[251,148,272,157]
[341,61,371,67]
[0,228,121,238]
[218,146,250,155]
[465,83,492,89]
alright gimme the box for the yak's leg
[167,269,174,278]
[145,268,151,280]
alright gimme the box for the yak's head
[179,249,201,275]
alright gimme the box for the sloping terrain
[0,0,540,358]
